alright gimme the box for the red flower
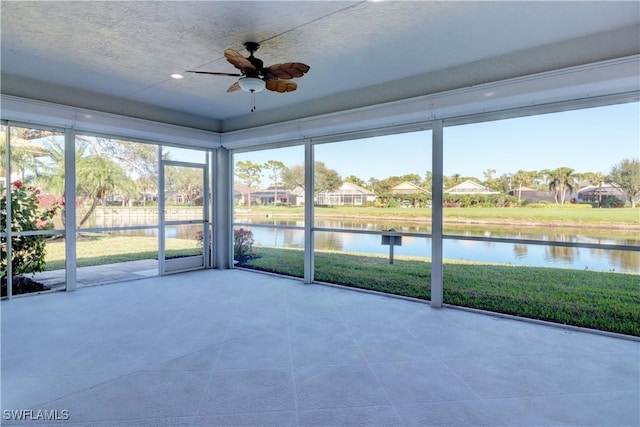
[35,188,41,194]
[13,180,23,189]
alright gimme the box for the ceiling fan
[187,42,310,111]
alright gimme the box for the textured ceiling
[1,1,639,132]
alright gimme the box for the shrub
[195,230,211,250]
[603,196,625,208]
[443,193,517,208]
[1,181,61,294]
[234,228,255,262]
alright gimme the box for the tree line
[3,128,637,212]
[1,129,204,227]
[236,159,640,208]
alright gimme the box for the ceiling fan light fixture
[238,77,265,93]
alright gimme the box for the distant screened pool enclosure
[2,57,639,335]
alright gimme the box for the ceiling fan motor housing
[245,56,263,77]
[244,41,260,53]
[243,42,264,77]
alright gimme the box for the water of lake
[240,218,640,274]
[83,213,640,274]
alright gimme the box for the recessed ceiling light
[171,74,184,79]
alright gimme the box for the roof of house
[445,180,500,194]
[318,182,375,196]
[576,184,626,197]
[290,186,305,196]
[233,183,251,195]
[252,185,295,196]
[390,181,430,194]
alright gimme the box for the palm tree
[589,172,606,208]
[36,141,133,227]
[76,156,132,226]
[512,170,535,203]
[548,167,576,204]
[1,128,53,184]
[33,139,65,194]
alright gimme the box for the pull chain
[250,89,256,112]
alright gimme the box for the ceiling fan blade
[265,79,298,93]
[227,81,241,93]
[224,49,256,72]
[186,70,242,77]
[263,62,310,79]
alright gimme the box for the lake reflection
[243,218,640,274]
[82,213,640,273]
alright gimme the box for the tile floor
[1,269,638,426]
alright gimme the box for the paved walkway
[31,259,159,291]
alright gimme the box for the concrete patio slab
[1,269,638,426]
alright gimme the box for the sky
[235,102,639,182]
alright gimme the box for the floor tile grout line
[7,279,212,411]
[284,282,301,427]
[77,276,218,381]
[398,309,447,361]
[138,316,291,374]
[436,355,495,402]
[12,372,131,413]
[436,358,514,426]
[329,292,408,427]
[439,353,581,403]
[191,278,260,423]
[116,277,259,376]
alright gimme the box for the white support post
[158,146,165,275]
[304,139,315,284]
[209,149,220,268]
[4,124,12,299]
[214,147,232,269]
[209,150,216,269]
[431,120,444,308]
[64,129,77,291]
[203,150,211,268]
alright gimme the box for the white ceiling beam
[0,95,222,149]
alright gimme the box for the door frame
[158,159,210,274]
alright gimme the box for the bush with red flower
[1,180,61,295]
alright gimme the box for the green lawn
[443,206,639,225]
[43,234,200,270]
[240,246,640,336]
